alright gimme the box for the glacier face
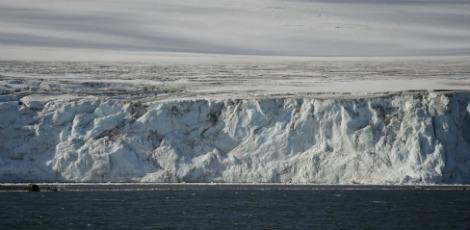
[0,92,470,184]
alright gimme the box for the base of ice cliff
[1,91,469,184]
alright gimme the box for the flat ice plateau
[1,59,470,184]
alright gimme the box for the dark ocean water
[1,190,469,229]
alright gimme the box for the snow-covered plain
[2,58,470,100]
[1,59,470,184]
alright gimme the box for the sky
[1,0,470,61]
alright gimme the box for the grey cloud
[1,0,470,58]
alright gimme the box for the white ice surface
[1,60,470,184]
[1,91,469,184]
[1,59,470,100]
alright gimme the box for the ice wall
[1,92,469,184]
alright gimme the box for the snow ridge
[1,91,469,184]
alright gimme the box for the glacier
[1,91,469,184]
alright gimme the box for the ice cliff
[1,91,470,184]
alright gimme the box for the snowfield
[1,58,470,100]
[1,60,470,184]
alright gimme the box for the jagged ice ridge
[1,92,470,184]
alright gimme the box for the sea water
[1,190,469,229]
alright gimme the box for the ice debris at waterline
[0,91,469,184]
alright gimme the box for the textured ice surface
[1,91,469,184]
[1,59,470,100]
[1,61,470,184]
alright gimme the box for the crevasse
[1,92,469,184]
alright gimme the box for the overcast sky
[1,0,470,60]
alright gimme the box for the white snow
[0,60,470,184]
[1,59,470,101]
[1,91,469,184]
